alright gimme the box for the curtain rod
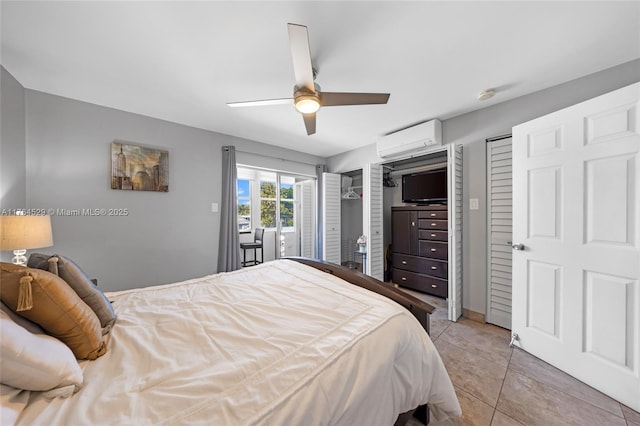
[235,148,322,168]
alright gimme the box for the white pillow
[0,311,83,392]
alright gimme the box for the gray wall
[1,67,26,210]
[23,90,323,291]
[326,58,640,315]
[0,67,27,262]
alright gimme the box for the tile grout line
[436,319,512,424]
[621,403,631,426]
[488,343,514,425]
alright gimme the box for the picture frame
[110,141,169,192]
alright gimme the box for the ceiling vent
[376,119,442,160]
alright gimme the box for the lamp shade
[0,215,53,251]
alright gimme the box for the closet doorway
[321,164,384,280]
[340,169,364,272]
[382,144,463,321]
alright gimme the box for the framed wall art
[111,141,169,192]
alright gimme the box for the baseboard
[463,308,485,323]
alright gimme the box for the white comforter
[16,260,460,425]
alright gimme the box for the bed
[1,258,460,425]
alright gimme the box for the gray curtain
[315,164,327,260]
[217,146,242,272]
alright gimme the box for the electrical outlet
[470,198,479,210]
[211,203,219,213]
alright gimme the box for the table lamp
[0,215,53,265]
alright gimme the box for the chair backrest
[254,228,264,243]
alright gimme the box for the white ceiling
[2,1,638,158]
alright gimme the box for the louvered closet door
[322,173,341,264]
[486,137,513,329]
[447,144,463,321]
[363,164,384,280]
[299,180,315,258]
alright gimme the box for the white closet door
[486,137,513,329]
[512,82,639,410]
[322,172,341,264]
[447,144,463,321]
[363,163,384,280]
[299,180,315,258]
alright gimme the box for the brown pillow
[28,254,116,331]
[0,262,106,360]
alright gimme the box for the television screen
[402,168,447,204]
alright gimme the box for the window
[237,166,316,259]
[259,177,277,228]
[237,169,301,232]
[237,179,251,231]
[280,178,295,230]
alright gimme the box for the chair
[240,228,264,267]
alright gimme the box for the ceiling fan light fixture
[295,95,320,114]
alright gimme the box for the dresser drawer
[418,240,448,261]
[418,230,448,242]
[391,268,448,298]
[392,254,448,279]
[418,210,447,220]
[418,219,447,230]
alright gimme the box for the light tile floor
[400,289,640,426]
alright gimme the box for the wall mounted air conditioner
[376,119,442,160]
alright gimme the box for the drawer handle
[431,284,437,288]
[431,223,437,226]
[430,213,436,217]
[401,277,407,281]
[431,266,437,270]
[430,248,437,252]
[401,260,407,265]
[430,234,437,237]
[411,221,415,226]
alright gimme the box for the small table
[353,250,367,275]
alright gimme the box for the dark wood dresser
[391,205,448,297]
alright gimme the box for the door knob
[512,243,525,251]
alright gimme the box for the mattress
[14,260,460,425]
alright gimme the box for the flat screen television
[402,168,447,204]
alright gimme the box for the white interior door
[322,172,341,264]
[363,163,384,280]
[512,83,640,410]
[486,137,513,329]
[447,144,463,321]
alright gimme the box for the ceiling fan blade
[302,113,316,135]
[287,23,315,91]
[321,92,390,107]
[227,98,293,108]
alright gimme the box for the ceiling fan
[227,23,390,135]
